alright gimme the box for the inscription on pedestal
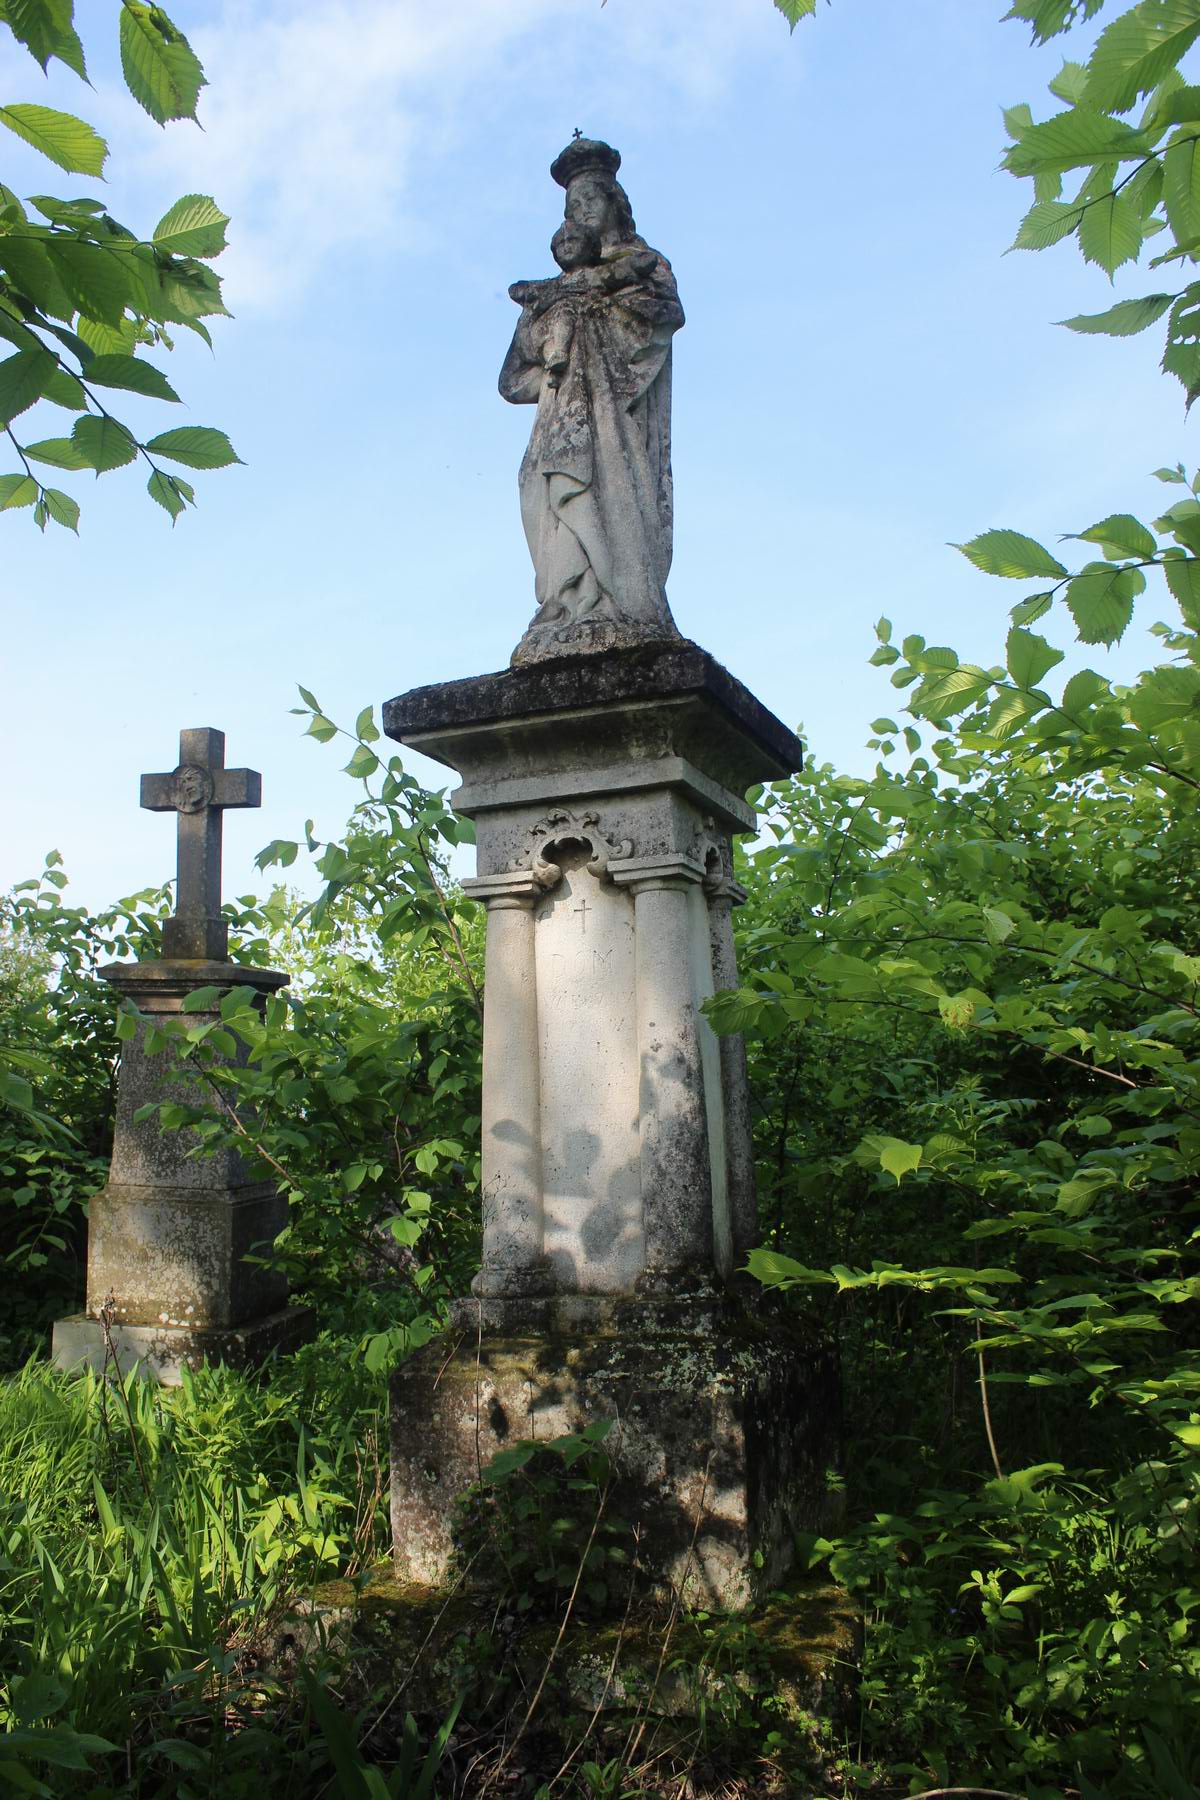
[535,852,640,1290]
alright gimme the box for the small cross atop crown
[141,727,261,962]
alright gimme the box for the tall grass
[0,1342,389,1795]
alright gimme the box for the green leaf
[773,0,818,27]
[76,315,137,357]
[1127,663,1200,729]
[145,426,240,468]
[1,0,87,78]
[72,414,137,472]
[1061,667,1111,712]
[1061,294,1175,337]
[955,529,1068,579]
[42,368,86,411]
[1012,198,1086,249]
[1074,512,1158,557]
[23,436,87,470]
[1164,132,1200,242]
[1164,553,1200,621]
[1004,1,1105,47]
[0,473,37,509]
[0,346,55,424]
[0,237,74,321]
[1004,108,1147,176]
[147,468,191,520]
[1085,1,1200,115]
[1049,59,1089,102]
[1010,591,1054,625]
[119,3,206,125]
[84,353,179,403]
[983,905,1017,943]
[345,744,380,779]
[152,193,229,257]
[43,486,78,531]
[1006,626,1065,687]
[45,242,137,328]
[354,705,380,743]
[878,1138,923,1184]
[1066,565,1140,644]
[1078,190,1143,275]
[0,104,106,175]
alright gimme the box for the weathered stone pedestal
[52,959,309,1382]
[52,725,310,1383]
[384,641,838,1608]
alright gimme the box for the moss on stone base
[304,1566,859,1726]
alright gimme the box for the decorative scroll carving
[522,807,634,892]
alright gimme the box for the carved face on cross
[140,728,261,961]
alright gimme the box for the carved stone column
[462,874,552,1296]
[705,872,758,1265]
[600,863,714,1290]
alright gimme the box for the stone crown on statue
[550,137,621,188]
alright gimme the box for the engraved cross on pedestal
[141,728,261,962]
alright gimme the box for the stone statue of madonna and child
[499,137,685,665]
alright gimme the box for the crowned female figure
[500,139,685,664]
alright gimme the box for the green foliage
[0,1347,392,1796]
[0,860,169,1363]
[453,1421,634,1620]
[0,1,239,531]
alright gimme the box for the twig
[97,1293,152,1501]
[977,1350,1004,1483]
[548,1520,644,1791]
[903,1789,1029,1799]
[491,1474,612,1782]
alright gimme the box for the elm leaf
[955,530,1068,579]
[144,426,240,469]
[119,3,206,125]
[152,195,229,258]
[84,354,179,402]
[0,104,107,176]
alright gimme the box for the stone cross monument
[386,143,837,1609]
[52,728,310,1382]
[140,727,261,961]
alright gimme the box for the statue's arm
[499,316,543,405]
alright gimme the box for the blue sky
[1,0,1189,913]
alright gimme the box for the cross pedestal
[52,728,311,1382]
[383,642,840,1609]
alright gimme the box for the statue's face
[565,173,614,238]
[552,220,598,271]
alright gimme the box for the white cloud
[99,0,782,308]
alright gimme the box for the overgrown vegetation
[4,0,1200,1793]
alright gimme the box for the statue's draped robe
[500,244,684,635]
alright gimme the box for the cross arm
[212,768,262,809]
[140,773,178,811]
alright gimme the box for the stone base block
[86,1181,289,1329]
[390,1307,839,1612]
[51,1304,312,1385]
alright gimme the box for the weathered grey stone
[386,643,800,1302]
[52,730,310,1380]
[500,139,683,667]
[140,727,262,963]
[389,1301,839,1612]
[51,1305,310,1386]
